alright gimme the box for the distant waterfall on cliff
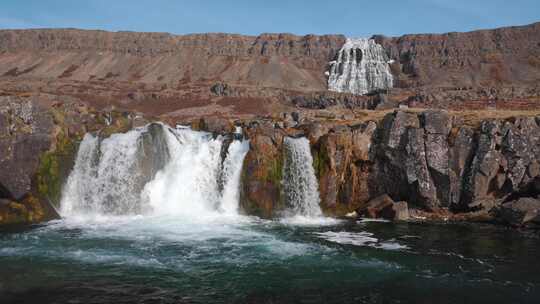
[60,124,249,218]
[282,137,323,217]
[327,38,393,95]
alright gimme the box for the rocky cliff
[376,22,540,89]
[1,22,540,227]
[1,94,540,227]
[0,94,152,226]
[0,22,538,118]
[0,29,344,92]
[240,110,540,226]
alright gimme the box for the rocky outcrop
[0,94,152,226]
[239,109,540,225]
[290,91,385,110]
[357,195,409,221]
[239,121,286,218]
[375,22,540,89]
[494,197,540,226]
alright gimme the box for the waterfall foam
[220,140,250,215]
[282,137,323,218]
[60,124,250,220]
[61,128,150,216]
[328,38,393,95]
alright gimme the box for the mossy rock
[100,114,133,137]
[312,147,329,179]
[0,196,48,226]
[36,129,80,210]
[239,135,286,218]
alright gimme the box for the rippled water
[1,215,539,304]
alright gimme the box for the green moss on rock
[312,146,329,178]
[101,119,131,137]
[36,130,79,209]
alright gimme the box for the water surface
[1,215,538,304]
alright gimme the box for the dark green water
[0,215,539,304]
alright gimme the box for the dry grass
[450,109,540,127]
[347,108,540,127]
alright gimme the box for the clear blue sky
[1,0,539,37]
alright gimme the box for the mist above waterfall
[328,38,393,95]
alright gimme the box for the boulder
[358,194,394,218]
[0,196,50,226]
[198,116,234,135]
[380,201,410,221]
[357,195,409,221]
[496,197,540,226]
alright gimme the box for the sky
[0,0,539,37]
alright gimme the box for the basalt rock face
[0,29,345,92]
[239,110,540,222]
[375,22,540,89]
[0,24,539,118]
[0,96,54,201]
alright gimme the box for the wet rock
[240,126,285,218]
[380,201,410,221]
[495,197,540,226]
[136,123,171,186]
[0,196,50,226]
[356,195,408,221]
[358,194,394,218]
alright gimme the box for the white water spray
[220,140,250,215]
[328,38,393,95]
[60,124,250,219]
[282,137,323,217]
[61,128,149,216]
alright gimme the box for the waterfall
[327,38,393,95]
[60,123,250,218]
[220,140,250,215]
[282,137,323,217]
[61,127,155,216]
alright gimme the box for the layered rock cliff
[1,94,539,227]
[240,110,540,226]
[0,22,538,117]
[1,22,540,227]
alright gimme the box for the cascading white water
[282,137,323,217]
[61,128,148,216]
[60,124,250,219]
[220,140,250,215]
[327,38,393,95]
